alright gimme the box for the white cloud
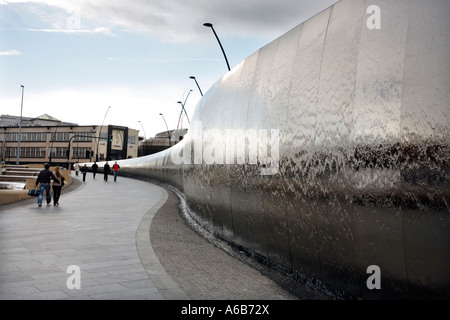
[0,49,23,55]
[2,0,338,42]
[76,0,339,42]
[25,27,113,35]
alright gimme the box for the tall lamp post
[177,90,192,129]
[189,76,203,96]
[16,85,24,165]
[177,101,190,129]
[203,22,231,72]
[159,113,171,146]
[138,121,147,140]
[96,106,111,162]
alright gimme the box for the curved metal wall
[97,0,450,299]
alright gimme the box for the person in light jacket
[73,161,80,176]
[52,166,65,206]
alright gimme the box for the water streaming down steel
[93,0,450,299]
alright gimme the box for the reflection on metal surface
[93,0,450,298]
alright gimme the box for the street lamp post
[203,22,231,72]
[177,90,192,129]
[16,85,24,165]
[96,106,111,162]
[183,89,193,107]
[189,76,203,96]
[177,100,191,129]
[138,121,147,140]
[159,113,171,146]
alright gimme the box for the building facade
[1,115,139,167]
[138,129,187,157]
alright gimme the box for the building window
[5,147,16,158]
[99,133,108,141]
[74,132,93,142]
[51,132,70,142]
[0,117,16,124]
[72,147,92,159]
[21,132,47,142]
[21,147,46,158]
[50,147,67,159]
[6,133,18,142]
[5,147,46,158]
[5,132,47,142]
[128,136,136,145]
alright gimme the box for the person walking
[35,163,60,207]
[52,167,65,206]
[113,161,120,182]
[103,161,110,181]
[73,161,80,176]
[80,164,88,182]
[92,161,98,179]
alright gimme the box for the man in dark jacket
[80,164,88,182]
[92,162,99,179]
[35,163,60,207]
[103,162,110,181]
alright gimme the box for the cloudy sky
[0,0,337,137]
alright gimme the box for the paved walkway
[0,172,331,300]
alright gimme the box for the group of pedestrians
[72,161,120,182]
[35,160,121,207]
[103,161,121,182]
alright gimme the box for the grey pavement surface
[0,171,332,300]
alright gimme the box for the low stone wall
[0,190,31,205]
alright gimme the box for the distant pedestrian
[103,161,110,181]
[52,167,65,206]
[113,161,120,182]
[35,163,60,207]
[73,161,80,176]
[92,161,98,179]
[80,164,88,182]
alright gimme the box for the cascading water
[91,0,450,299]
